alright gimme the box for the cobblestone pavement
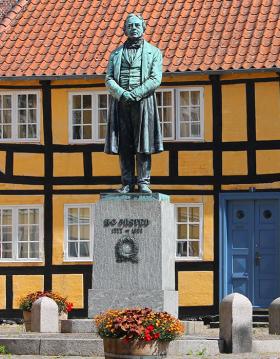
[2,354,280,358]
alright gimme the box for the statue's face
[125,16,144,39]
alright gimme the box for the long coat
[104,41,163,155]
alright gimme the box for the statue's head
[124,13,146,39]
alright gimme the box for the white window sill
[0,259,44,263]
[175,257,203,262]
[63,258,93,262]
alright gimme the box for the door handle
[255,252,261,266]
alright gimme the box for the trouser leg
[136,153,151,185]
[119,149,135,186]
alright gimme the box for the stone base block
[88,289,178,318]
[61,319,96,333]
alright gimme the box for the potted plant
[94,307,184,358]
[19,291,73,331]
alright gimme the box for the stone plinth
[220,293,252,353]
[31,297,59,333]
[269,297,280,334]
[88,193,178,317]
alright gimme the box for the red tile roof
[0,0,17,21]
[0,0,279,78]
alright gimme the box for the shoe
[138,184,152,193]
[116,185,134,194]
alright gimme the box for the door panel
[227,201,253,300]
[254,200,279,307]
[227,199,280,307]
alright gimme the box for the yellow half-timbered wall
[0,71,279,318]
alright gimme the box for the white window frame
[0,90,41,143]
[0,205,44,262]
[68,91,109,144]
[155,88,175,140]
[156,87,204,141]
[175,203,203,261]
[64,204,94,262]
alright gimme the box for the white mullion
[90,204,93,259]
[12,93,17,140]
[27,209,30,259]
[93,94,97,142]
[13,208,18,260]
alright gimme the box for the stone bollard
[219,293,252,353]
[31,297,59,333]
[269,297,280,334]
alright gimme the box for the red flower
[146,325,154,331]
[153,333,160,339]
[144,334,152,341]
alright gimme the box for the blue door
[227,199,280,307]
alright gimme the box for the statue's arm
[105,54,126,101]
[130,49,162,101]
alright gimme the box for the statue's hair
[123,13,146,32]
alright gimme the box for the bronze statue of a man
[104,13,163,194]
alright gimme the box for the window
[64,205,93,261]
[156,88,204,140]
[0,206,43,261]
[69,92,109,143]
[175,204,203,260]
[0,92,40,141]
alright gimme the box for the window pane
[29,226,39,242]
[178,224,187,239]
[73,126,81,140]
[83,125,92,139]
[80,242,90,257]
[2,227,12,242]
[2,243,12,258]
[98,109,107,123]
[189,241,199,257]
[177,207,187,222]
[180,108,190,123]
[180,123,189,138]
[19,209,28,224]
[3,125,11,138]
[3,95,11,108]
[191,123,200,137]
[29,209,39,224]
[3,110,11,123]
[176,241,188,257]
[191,107,200,122]
[72,95,81,109]
[163,107,172,122]
[19,109,27,123]
[18,226,28,241]
[28,109,37,123]
[68,208,78,223]
[163,123,172,138]
[69,225,78,241]
[80,225,90,241]
[83,95,91,109]
[189,224,199,239]
[18,125,27,138]
[28,125,37,138]
[156,92,161,105]
[83,110,92,124]
[73,110,81,124]
[80,208,90,222]
[2,210,12,225]
[29,242,39,258]
[69,242,79,257]
[18,95,27,108]
[180,91,189,106]
[98,94,107,108]
[28,94,37,108]
[163,91,172,105]
[191,91,200,105]
[99,125,106,139]
[189,207,200,222]
[18,242,28,258]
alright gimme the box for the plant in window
[19,291,73,314]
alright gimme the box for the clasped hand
[121,91,136,103]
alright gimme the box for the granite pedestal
[88,193,178,317]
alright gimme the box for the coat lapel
[141,41,152,83]
[114,46,124,82]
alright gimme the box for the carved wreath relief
[103,218,150,263]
